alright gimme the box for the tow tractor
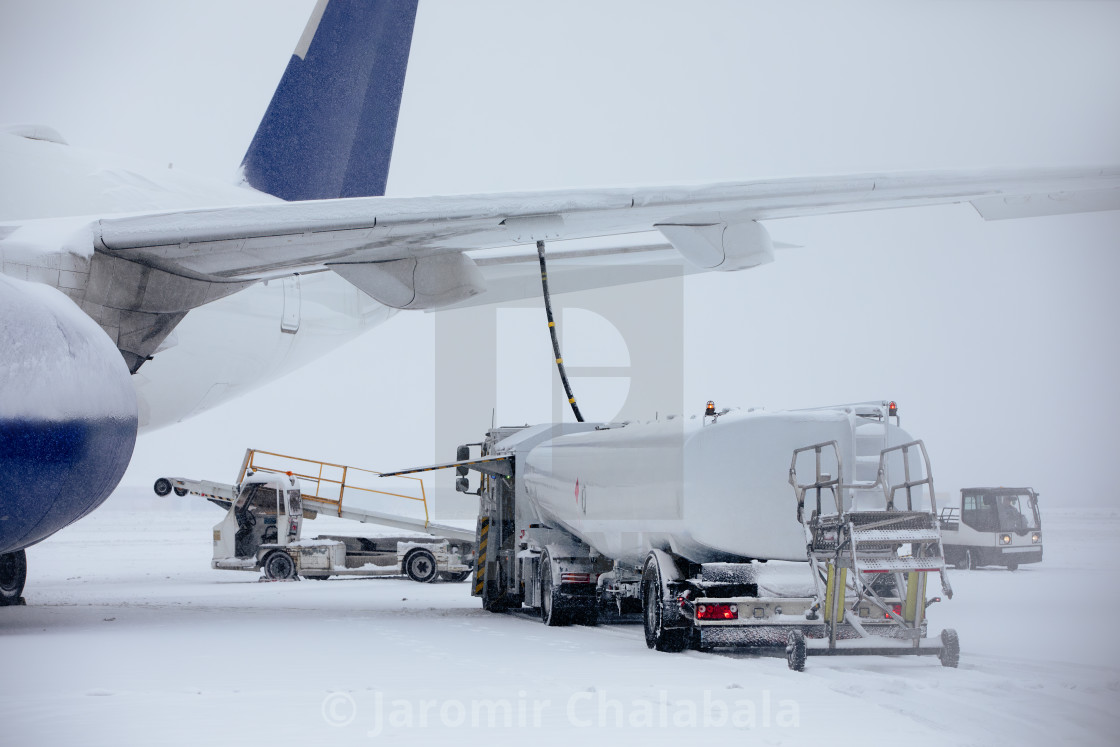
[153,449,475,583]
[939,487,1042,570]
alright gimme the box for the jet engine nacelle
[657,218,774,272]
[0,276,138,555]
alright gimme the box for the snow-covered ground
[4,490,1118,746]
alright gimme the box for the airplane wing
[20,166,1118,370]
[97,166,1119,278]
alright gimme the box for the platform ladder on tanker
[788,436,959,669]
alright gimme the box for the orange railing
[237,449,429,525]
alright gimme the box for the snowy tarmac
[3,491,1118,746]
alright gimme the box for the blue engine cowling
[0,275,138,554]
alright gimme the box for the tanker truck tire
[482,594,509,613]
[540,551,571,627]
[642,560,688,652]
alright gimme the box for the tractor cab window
[287,490,302,515]
[994,493,1040,532]
[240,483,280,515]
[961,494,998,532]
[962,491,1040,533]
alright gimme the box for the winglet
[240,0,418,201]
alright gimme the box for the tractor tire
[964,549,976,570]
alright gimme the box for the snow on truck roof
[241,470,300,490]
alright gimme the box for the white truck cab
[212,471,343,579]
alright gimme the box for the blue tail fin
[241,0,418,201]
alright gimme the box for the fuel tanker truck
[384,400,958,669]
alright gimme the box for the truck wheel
[173,486,188,497]
[939,628,960,668]
[575,601,599,626]
[439,571,471,583]
[153,478,172,497]
[404,549,438,583]
[540,551,571,627]
[482,593,509,613]
[964,549,976,570]
[1007,560,1018,572]
[786,630,807,672]
[263,551,296,580]
[641,560,688,652]
[0,550,27,606]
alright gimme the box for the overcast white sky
[2,1,1119,510]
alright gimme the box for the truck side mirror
[455,477,470,493]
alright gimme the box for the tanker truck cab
[939,488,1042,570]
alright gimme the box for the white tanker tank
[511,402,920,565]
[387,400,932,626]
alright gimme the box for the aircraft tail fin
[240,0,418,201]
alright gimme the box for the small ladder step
[850,528,942,543]
[855,556,945,573]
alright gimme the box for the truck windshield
[994,494,1040,532]
[962,491,1039,533]
[241,483,279,515]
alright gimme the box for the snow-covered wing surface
[95,168,1120,292]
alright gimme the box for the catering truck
[384,401,959,669]
[939,487,1042,570]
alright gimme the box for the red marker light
[888,401,898,417]
[696,603,738,620]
